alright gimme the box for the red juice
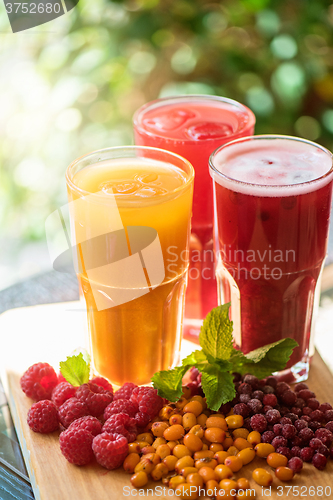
[210,136,333,381]
[133,96,255,341]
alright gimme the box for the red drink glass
[209,135,333,381]
[133,95,255,341]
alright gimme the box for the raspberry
[130,387,163,418]
[103,413,137,442]
[59,428,94,465]
[114,382,138,401]
[266,409,281,425]
[51,382,77,408]
[276,447,292,460]
[233,403,250,418]
[90,377,113,394]
[68,416,102,436]
[76,383,113,417]
[93,432,128,469]
[27,400,59,433]
[250,414,267,433]
[312,453,327,470]
[58,397,90,428]
[134,411,151,429]
[262,394,277,407]
[20,363,58,401]
[298,427,314,443]
[104,399,138,420]
[247,399,263,414]
[271,436,288,449]
[288,456,303,473]
[282,424,296,440]
[300,447,314,462]
[261,431,275,443]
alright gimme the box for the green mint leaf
[230,338,299,378]
[60,353,90,387]
[182,350,207,366]
[199,303,234,361]
[201,366,236,411]
[152,365,189,402]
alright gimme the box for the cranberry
[272,436,288,449]
[266,376,278,389]
[266,409,281,424]
[280,391,297,407]
[298,389,315,401]
[288,456,303,473]
[280,417,292,426]
[290,446,302,458]
[284,413,298,423]
[312,453,327,470]
[220,403,232,414]
[294,398,306,409]
[238,383,252,395]
[250,414,267,433]
[325,410,333,422]
[280,406,291,416]
[263,394,277,407]
[307,398,320,410]
[294,382,309,392]
[263,405,274,413]
[330,447,333,460]
[276,446,292,460]
[290,436,302,448]
[276,382,290,396]
[319,403,332,413]
[298,427,314,443]
[308,421,322,432]
[252,390,264,401]
[247,399,263,414]
[263,385,275,395]
[239,394,251,404]
[282,424,296,439]
[300,446,314,462]
[243,374,259,389]
[291,407,302,417]
[325,421,333,433]
[233,403,250,418]
[273,423,283,436]
[232,372,242,383]
[242,419,252,432]
[295,419,308,431]
[317,444,330,457]
[309,438,323,450]
[261,431,275,443]
[301,415,311,423]
[302,407,312,416]
[310,410,324,422]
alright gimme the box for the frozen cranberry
[301,415,311,423]
[280,391,297,407]
[243,419,252,432]
[232,372,242,383]
[308,421,322,432]
[294,398,305,409]
[298,427,314,443]
[238,383,252,395]
[263,394,277,407]
[307,398,320,410]
[280,417,292,426]
[317,444,330,457]
[272,436,288,449]
[314,428,332,447]
[284,413,298,423]
[319,403,332,413]
[325,410,333,422]
[266,376,278,389]
[312,453,327,470]
[252,390,264,401]
[325,421,333,433]
[263,385,275,394]
[310,410,324,422]
[239,394,251,404]
[291,407,302,417]
[294,382,308,392]
[282,424,296,440]
[266,409,281,424]
[233,403,250,418]
[264,405,274,413]
[243,374,259,389]
[302,407,312,416]
[298,389,315,401]
[309,438,323,450]
[291,446,302,458]
[273,423,283,436]
[288,456,303,473]
[295,419,308,431]
[330,447,333,460]
[220,403,232,414]
[250,414,267,433]
[300,446,314,462]
[280,406,291,416]
[247,399,263,414]
[261,431,275,443]
[276,382,290,396]
[276,446,292,460]
[290,436,302,448]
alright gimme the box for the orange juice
[66,148,194,386]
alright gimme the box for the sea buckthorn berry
[130,471,148,488]
[164,424,185,441]
[237,448,256,465]
[137,432,154,444]
[195,458,218,470]
[187,472,204,488]
[170,414,183,426]
[183,401,203,417]
[275,466,294,481]
[175,456,195,472]
[156,444,171,459]
[123,453,140,473]
[169,475,186,489]
[152,422,169,437]
[183,433,203,453]
[214,464,233,480]
[206,416,228,431]
[198,466,219,483]
[175,483,199,500]
[183,413,197,431]
[223,435,234,448]
[226,415,244,429]
[247,431,261,446]
[191,395,206,408]
[173,444,191,459]
[163,454,178,471]
[214,451,230,464]
[166,440,177,451]
[179,467,198,478]
[138,441,151,450]
[255,443,275,458]
[128,442,141,454]
[227,446,239,456]
[267,452,288,468]
[188,424,204,438]
[141,446,155,455]
[219,478,238,491]
[234,437,252,450]
[194,450,214,460]
[233,428,250,440]
[206,480,219,495]
[252,468,273,487]
[224,455,243,472]
[151,463,169,481]
[202,443,209,451]
[176,397,188,410]
[197,413,208,427]
[134,458,155,475]
[237,477,250,490]
[210,443,224,453]
[205,427,226,443]
[159,406,174,420]
[142,453,160,466]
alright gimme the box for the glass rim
[66,145,195,198]
[209,134,333,189]
[133,94,256,142]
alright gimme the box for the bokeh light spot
[271,34,298,59]
[295,116,321,141]
[56,108,82,131]
[246,87,274,116]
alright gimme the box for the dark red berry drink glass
[133,96,255,342]
[209,135,333,382]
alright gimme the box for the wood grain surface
[6,351,333,500]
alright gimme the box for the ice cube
[186,121,234,140]
[100,181,141,195]
[143,109,196,131]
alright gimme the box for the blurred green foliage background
[0,0,333,287]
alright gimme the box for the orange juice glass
[66,146,194,386]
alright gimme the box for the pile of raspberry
[21,362,164,469]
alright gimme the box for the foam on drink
[211,138,333,197]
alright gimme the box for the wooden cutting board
[6,350,333,500]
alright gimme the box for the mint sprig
[152,303,298,411]
[60,352,90,386]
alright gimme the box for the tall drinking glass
[209,135,333,381]
[66,146,194,386]
[134,95,255,341]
